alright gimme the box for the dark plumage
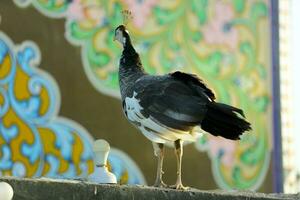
[114,24,251,189]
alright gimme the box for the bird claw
[169,183,189,190]
[153,181,167,188]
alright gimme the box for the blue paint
[0,145,13,169]
[0,124,18,143]
[270,0,283,192]
[0,31,145,184]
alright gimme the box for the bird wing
[133,71,214,131]
[170,71,215,101]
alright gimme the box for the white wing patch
[163,109,198,122]
[124,92,198,143]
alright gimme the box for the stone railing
[0,177,299,200]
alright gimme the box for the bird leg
[152,143,167,188]
[170,139,188,190]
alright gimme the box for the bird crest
[122,10,133,25]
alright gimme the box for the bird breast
[123,92,198,143]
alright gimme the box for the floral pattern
[13,0,273,190]
[202,1,239,51]
[0,31,145,184]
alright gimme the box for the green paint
[233,0,245,13]
[18,0,272,191]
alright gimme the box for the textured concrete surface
[0,177,299,200]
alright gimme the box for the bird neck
[120,34,144,73]
[122,34,136,56]
[119,34,145,98]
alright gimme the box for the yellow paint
[2,170,12,176]
[39,87,50,116]
[87,159,94,174]
[119,170,129,185]
[43,162,50,175]
[3,109,40,177]
[72,132,84,174]
[0,134,5,158]
[0,91,4,106]
[0,32,99,180]
[38,127,69,175]
[14,67,30,100]
[0,54,12,79]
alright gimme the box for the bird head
[114,25,129,45]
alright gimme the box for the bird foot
[168,183,189,190]
[153,181,167,188]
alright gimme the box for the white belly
[124,92,198,144]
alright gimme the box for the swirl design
[13,0,272,190]
[0,31,145,184]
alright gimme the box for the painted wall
[0,0,275,191]
[0,10,145,185]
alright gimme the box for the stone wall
[0,177,298,200]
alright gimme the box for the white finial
[93,139,110,167]
[88,139,117,184]
[0,182,14,200]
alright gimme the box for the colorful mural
[13,0,273,190]
[0,31,145,184]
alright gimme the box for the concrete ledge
[0,177,299,200]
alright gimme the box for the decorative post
[88,139,117,184]
[0,182,14,200]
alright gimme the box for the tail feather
[201,102,251,140]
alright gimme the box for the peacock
[114,23,251,189]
